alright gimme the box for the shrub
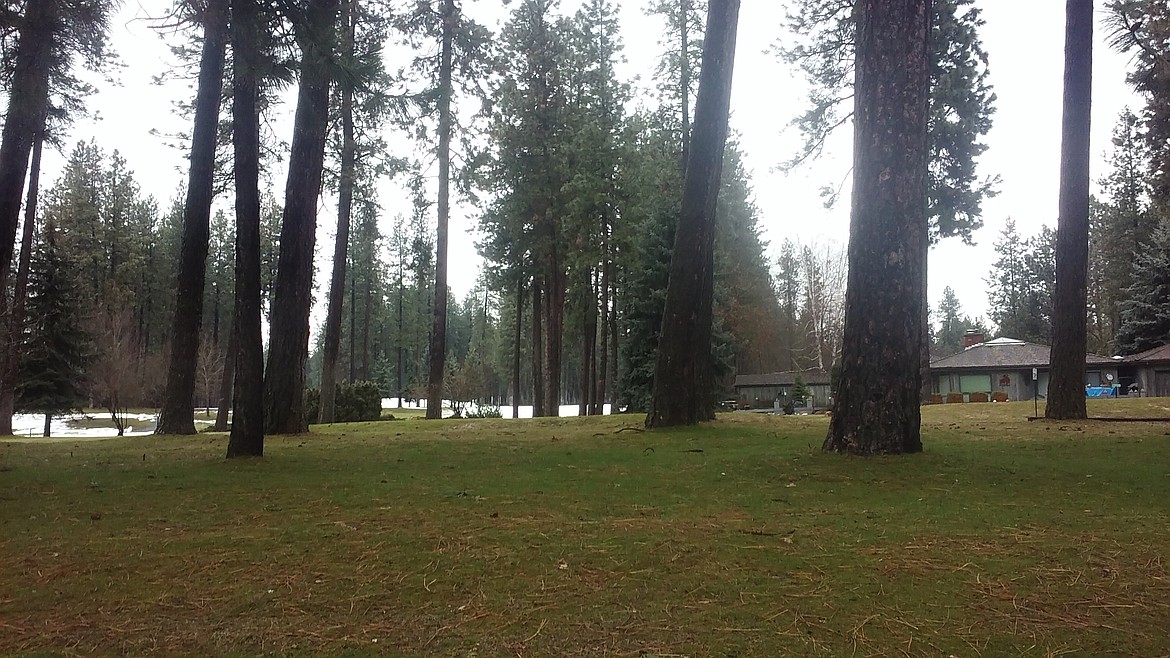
[305,380,384,423]
[946,393,965,404]
[969,392,989,403]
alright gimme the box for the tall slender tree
[645,0,740,428]
[319,0,361,424]
[264,0,341,434]
[0,135,44,436]
[226,0,267,457]
[425,0,456,419]
[823,0,929,455]
[155,0,231,435]
[1046,0,1094,420]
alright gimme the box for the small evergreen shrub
[305,380,384,423]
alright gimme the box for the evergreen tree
[0,0,114,311]
[778,0,997,241]
[646,0,740,428]
[16,223,92,437]
[1047,0,1093,421]
[1088,109,1154,351]
[823,0,929,455]
[1115,226,1170,354]
[155,0,230,435]
[1105,1,1170,216]
[264,0,342,434]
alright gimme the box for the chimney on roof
[963,329,985,348]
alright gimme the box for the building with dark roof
[1119,344,1170,396]
[930,334,1118,401]
[732,370,832,409]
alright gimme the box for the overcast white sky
[44,0,1142,328]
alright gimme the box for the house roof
[1121,343,1170,363]
[930,337,1116,370]
[734,370,832,388]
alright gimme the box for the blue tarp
[1085,386,1117,398]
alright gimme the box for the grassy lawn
[2,400,1168,656]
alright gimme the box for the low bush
[305,380,383,423]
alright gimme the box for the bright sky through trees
[47,0,1140,325]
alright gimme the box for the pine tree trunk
[361,284,371,379]
[1046,0,1093,420]
[531,278,545,417]
[0,134,42,435]
[0,0,55,310]
[823,0,929,455]
[226,0,266,457]
[213,313,237,432]
[264,0,340,434]
[595,255,610,415]
[646,0,740,429]
[578,271,594,416]
[543,263,565,417]
[609,274,619,409]
[350,282,357,381]
[513,274,523,419]
[155,0,229,435]
[319,1,358,424]
[42,413,50,438]
[425,0,455,420]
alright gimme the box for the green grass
[2,400,1168,656]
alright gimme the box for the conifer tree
[1046,0,1093,421]
[16,223,91,437]
[822,0,930,455]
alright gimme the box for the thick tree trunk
[425,0,455,420]
[823,0,930,455]
[646,0,740,429]
[531,279,545,417]
[42,413,50,438]
[155,0,229,435]
[0,0,55,310]
[0,135,43,435]
[319,1,357,424]
[213,314,237,432]
[1047,0,1093,420]
[226,0,266,457]
[264,0,340,434]
[513,274,523,419]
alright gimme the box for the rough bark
[513,274,523,419]
[1046,0,1093,420]
[594,254,610,415]
[0,0,56,311]
[213,315,237,432]
[0,135,42,435]
[823,0,930,455]
[542,260,565,417]
[531,278,545,417]
[155,0,229,435]
[579,272,595,416]
[319,0,358,424]
[425,0,455,420]
[226,0,266,457]
[263,0,340,434]
[645,0,740,429]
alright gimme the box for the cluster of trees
[0,0,778,442]
[6,0,1163,454]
